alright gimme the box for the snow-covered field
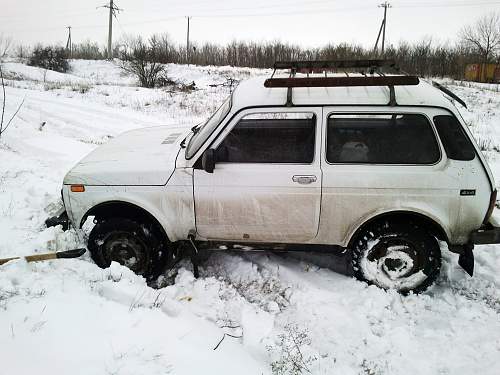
[0,60,499,375]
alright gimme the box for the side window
[216,112,316,163]
[326,114,440,164]
[433,115,476,161]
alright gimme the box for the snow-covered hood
[64,126,189,186]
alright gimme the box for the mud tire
[88,218,170,280]
[351,220,441,294]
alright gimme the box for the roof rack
[264,59,420,107]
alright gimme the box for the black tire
[88,218,171,280]
[351,220,441,294]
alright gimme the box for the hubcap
[103,231,149,274]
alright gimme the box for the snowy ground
[0,60,499,375]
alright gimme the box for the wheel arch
[347,210,450,249]
[81,200,170,242]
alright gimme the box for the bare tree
[0,63,25,140]
[460,12,500,63]
[0,34,13,58]
[15,44,30,59]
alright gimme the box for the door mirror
[202,149,215,173]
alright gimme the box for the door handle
[292,175,317,185]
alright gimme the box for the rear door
[193,107,323,243]
[317,107,463,246]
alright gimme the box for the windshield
[186,98,231,159]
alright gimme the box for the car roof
[231,76,457,112]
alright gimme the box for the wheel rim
[364,237,427,290]
[102,231,149,274]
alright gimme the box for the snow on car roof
[231,76,458,111]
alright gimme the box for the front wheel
[351,220,441,294]
[88,218,171,280]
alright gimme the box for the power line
[2,0,500,35]
[125,0,359,16]
[122,0,500,19]
[0,9,96,22]
[393,0,500,6]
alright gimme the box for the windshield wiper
[181,124,202,149]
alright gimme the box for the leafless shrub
[267,323,317,375]
[0,34,13,58]
[70,83,92,94]
[28,45,69,73]
[0,63,25,140]
[72,40,106,60]
[15,44,30,59]
[119,36,168,88]
[43,82,64,91]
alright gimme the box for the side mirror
[202,149,215,173]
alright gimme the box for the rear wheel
[351,220,441,293]
[88,218,171,280]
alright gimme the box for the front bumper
[45,207,70,231]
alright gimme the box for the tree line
[5,12,499,81]
[71,12,500,80]
[63,36,491,79]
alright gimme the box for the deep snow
[0,60,499,375]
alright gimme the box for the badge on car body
[460,189,476,196]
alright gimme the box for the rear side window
[327,114,440,164]
[216,112,316,163]
[433,115,476,161]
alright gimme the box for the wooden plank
[264,76,419,88]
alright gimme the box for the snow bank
[0,61,499,374]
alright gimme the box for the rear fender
[346,209,451,248]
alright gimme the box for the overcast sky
[1,0,500,49]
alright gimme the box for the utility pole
[99,0,122,60]
[186,17,191,65]
[373,2,391,57]
[380,2,390,55]
[65,26,72,58]
[108,0,113,59]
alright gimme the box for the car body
[56,66,500,292]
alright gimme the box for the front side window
[216,112,316,163]
[326,113,440,164]
[186,98,231,159]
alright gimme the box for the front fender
[66,184,193,243]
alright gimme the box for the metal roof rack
[264,59,420,107]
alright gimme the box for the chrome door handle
[292,175,317,185]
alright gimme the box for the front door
[193,108,323,243]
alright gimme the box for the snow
[360,239,428,291]
[1,60,500,374]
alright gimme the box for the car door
[193,107,323,243]
[317,107,463,246]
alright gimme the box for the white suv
[53,60,500,293]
